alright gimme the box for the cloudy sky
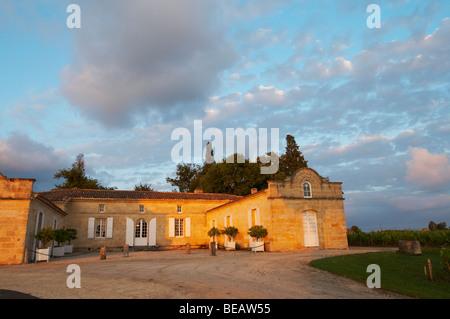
[1,0,449,231]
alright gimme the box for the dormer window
[98,204,106,213]
[303,182,312,198]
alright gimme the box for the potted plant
[207,227,221,250]
[248,225,268,252]
[64,228,77,254]
[52,229,67,257]
[35,227,55,262]
[222,226,239,250]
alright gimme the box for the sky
[0,0,449,231]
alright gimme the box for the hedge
[347,230,450,247]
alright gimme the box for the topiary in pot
[248,225,268,252]
[222,226,239,241]
[207,227,221,238]
[248,225,268,240]
[35,227,55,248]
[54,229,68,247]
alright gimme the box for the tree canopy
[53,154,116,190]
[166,134,308,195]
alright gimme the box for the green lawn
[309,248,450,299]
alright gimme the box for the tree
[53,154,116,190]
[166,163,202,192]
[198,153,268,196]
[429,221,437,231]
[134,183,154,191]
[437,222,447,231]
[351,225,361,233]
[277,134,308,179]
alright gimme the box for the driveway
[0,247,407,299]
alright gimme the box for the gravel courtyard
[0,247,408,299]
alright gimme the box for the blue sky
[1,0,449,231]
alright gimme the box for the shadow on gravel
[0,289,39,299]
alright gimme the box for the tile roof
[38,188,243,202]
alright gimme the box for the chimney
[251,188,258,194]
[194,189,203,194]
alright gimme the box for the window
[135,219,147,238]
[175,218,184,237]
[98,204,105,213]
[95,218,106,238]
[139,205,145,213]
[303,182,312,198]
[177,205,182,213]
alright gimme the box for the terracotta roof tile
[38,189,242,202]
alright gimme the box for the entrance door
[303,211,319,247]
[134,219,148,246]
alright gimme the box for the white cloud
[405,147,450,188]
[60,0,238,128]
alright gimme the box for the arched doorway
[134,219,148,246]
[303,211,319,247]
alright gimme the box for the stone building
[0,167,348,264]
[0,173,66,265]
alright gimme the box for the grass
[309,248,450,299]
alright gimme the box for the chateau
[0,168,348,265]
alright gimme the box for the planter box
[64,245,73,254]
[225,241,236,251]
[36,248,50,262]
[53,246,65,257]
[251,240,264,252]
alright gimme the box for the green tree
[166,163,202,192]
[437,222,447,231]
[53,154,116,190]
[198,154,268,196]
[429,221,437,231]
[134,183,154,191]
[277,134,308,179]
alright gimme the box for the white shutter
[149,218,156,246]
[126,218,134,246]
[88,218,95,239]
[168,218,175,237]
[185,218,191,237]
[106,218,113,238]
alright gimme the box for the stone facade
[207,168,348,251]
[0,167,348,264]
[0,174,66,265]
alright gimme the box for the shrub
[54,229,68,246]
[207,227,221,238]
[222,226,239,241]
[440,245,450,279]
[65,228,77,244]
[35,227,55,248]
[248,225,268,239]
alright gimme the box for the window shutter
[224,216,227,228]
[106,218,113,238]
[88,218,95,238]
[185,218,191,237]
[149,218,156,246]
[168,218,175,237]
[126,218,134,246]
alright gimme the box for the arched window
[135,219,148,238]
[303,182,312,198]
